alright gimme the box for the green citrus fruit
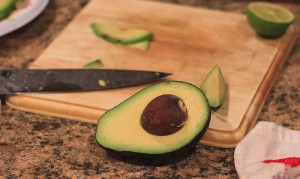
[247,2,294,38]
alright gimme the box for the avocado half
[96,81,210,159]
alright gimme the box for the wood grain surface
[6,0,297,147]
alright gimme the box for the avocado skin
[96,111,211,164]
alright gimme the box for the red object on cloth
[263,157,300,168]
[235,122,300,178]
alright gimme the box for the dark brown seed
[141,94,188,136]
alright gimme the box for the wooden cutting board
[6,0,297,148]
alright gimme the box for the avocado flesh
[127,40,149,51]
[91,23,153,45]
[83,59,103,69]
[0,0,16,20]
[200,65,226,108]
[96,81,210,155]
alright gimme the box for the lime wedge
[247,2,294,38]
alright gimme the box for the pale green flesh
[83,59,103,69]
[96,81,210,154]
[200,65,226,108]
[0,0,16,20]
[91,23,152,45]
[127,40,149,51]
[248,2,294,23]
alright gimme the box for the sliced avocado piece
[127,40,150,51]
[90,23,153,45]
[91,23,118,44]
[96,81,210,157]
[200,65,226,108]
[0,0,16,20]
[83,59,103,69]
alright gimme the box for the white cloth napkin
[234,121,300,179]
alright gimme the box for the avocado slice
[83,59,103,69]
[0,0,16,20]
[96,81,210,157]
[200,65,226,108]
[127,40,150,51]
[90,23,153,45]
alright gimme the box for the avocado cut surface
[96,81,210,155]
[200,65,226,108]
[90,23,153,45]
[127,40,150,51]
[83,59,103,69]
[0,0,16,20]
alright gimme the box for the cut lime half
[247,2,294,38]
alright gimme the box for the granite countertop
[0,0,299,178]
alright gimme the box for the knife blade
[0,69,171,94]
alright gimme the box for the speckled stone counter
[0,0,299,178]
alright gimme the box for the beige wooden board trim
[201,25,297,147]
[6,0,298,147]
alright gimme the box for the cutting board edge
[6,95,105,124]
[200,25,298,148]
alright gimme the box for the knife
[0,69,171,94]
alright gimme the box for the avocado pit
[141,94,188,136]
